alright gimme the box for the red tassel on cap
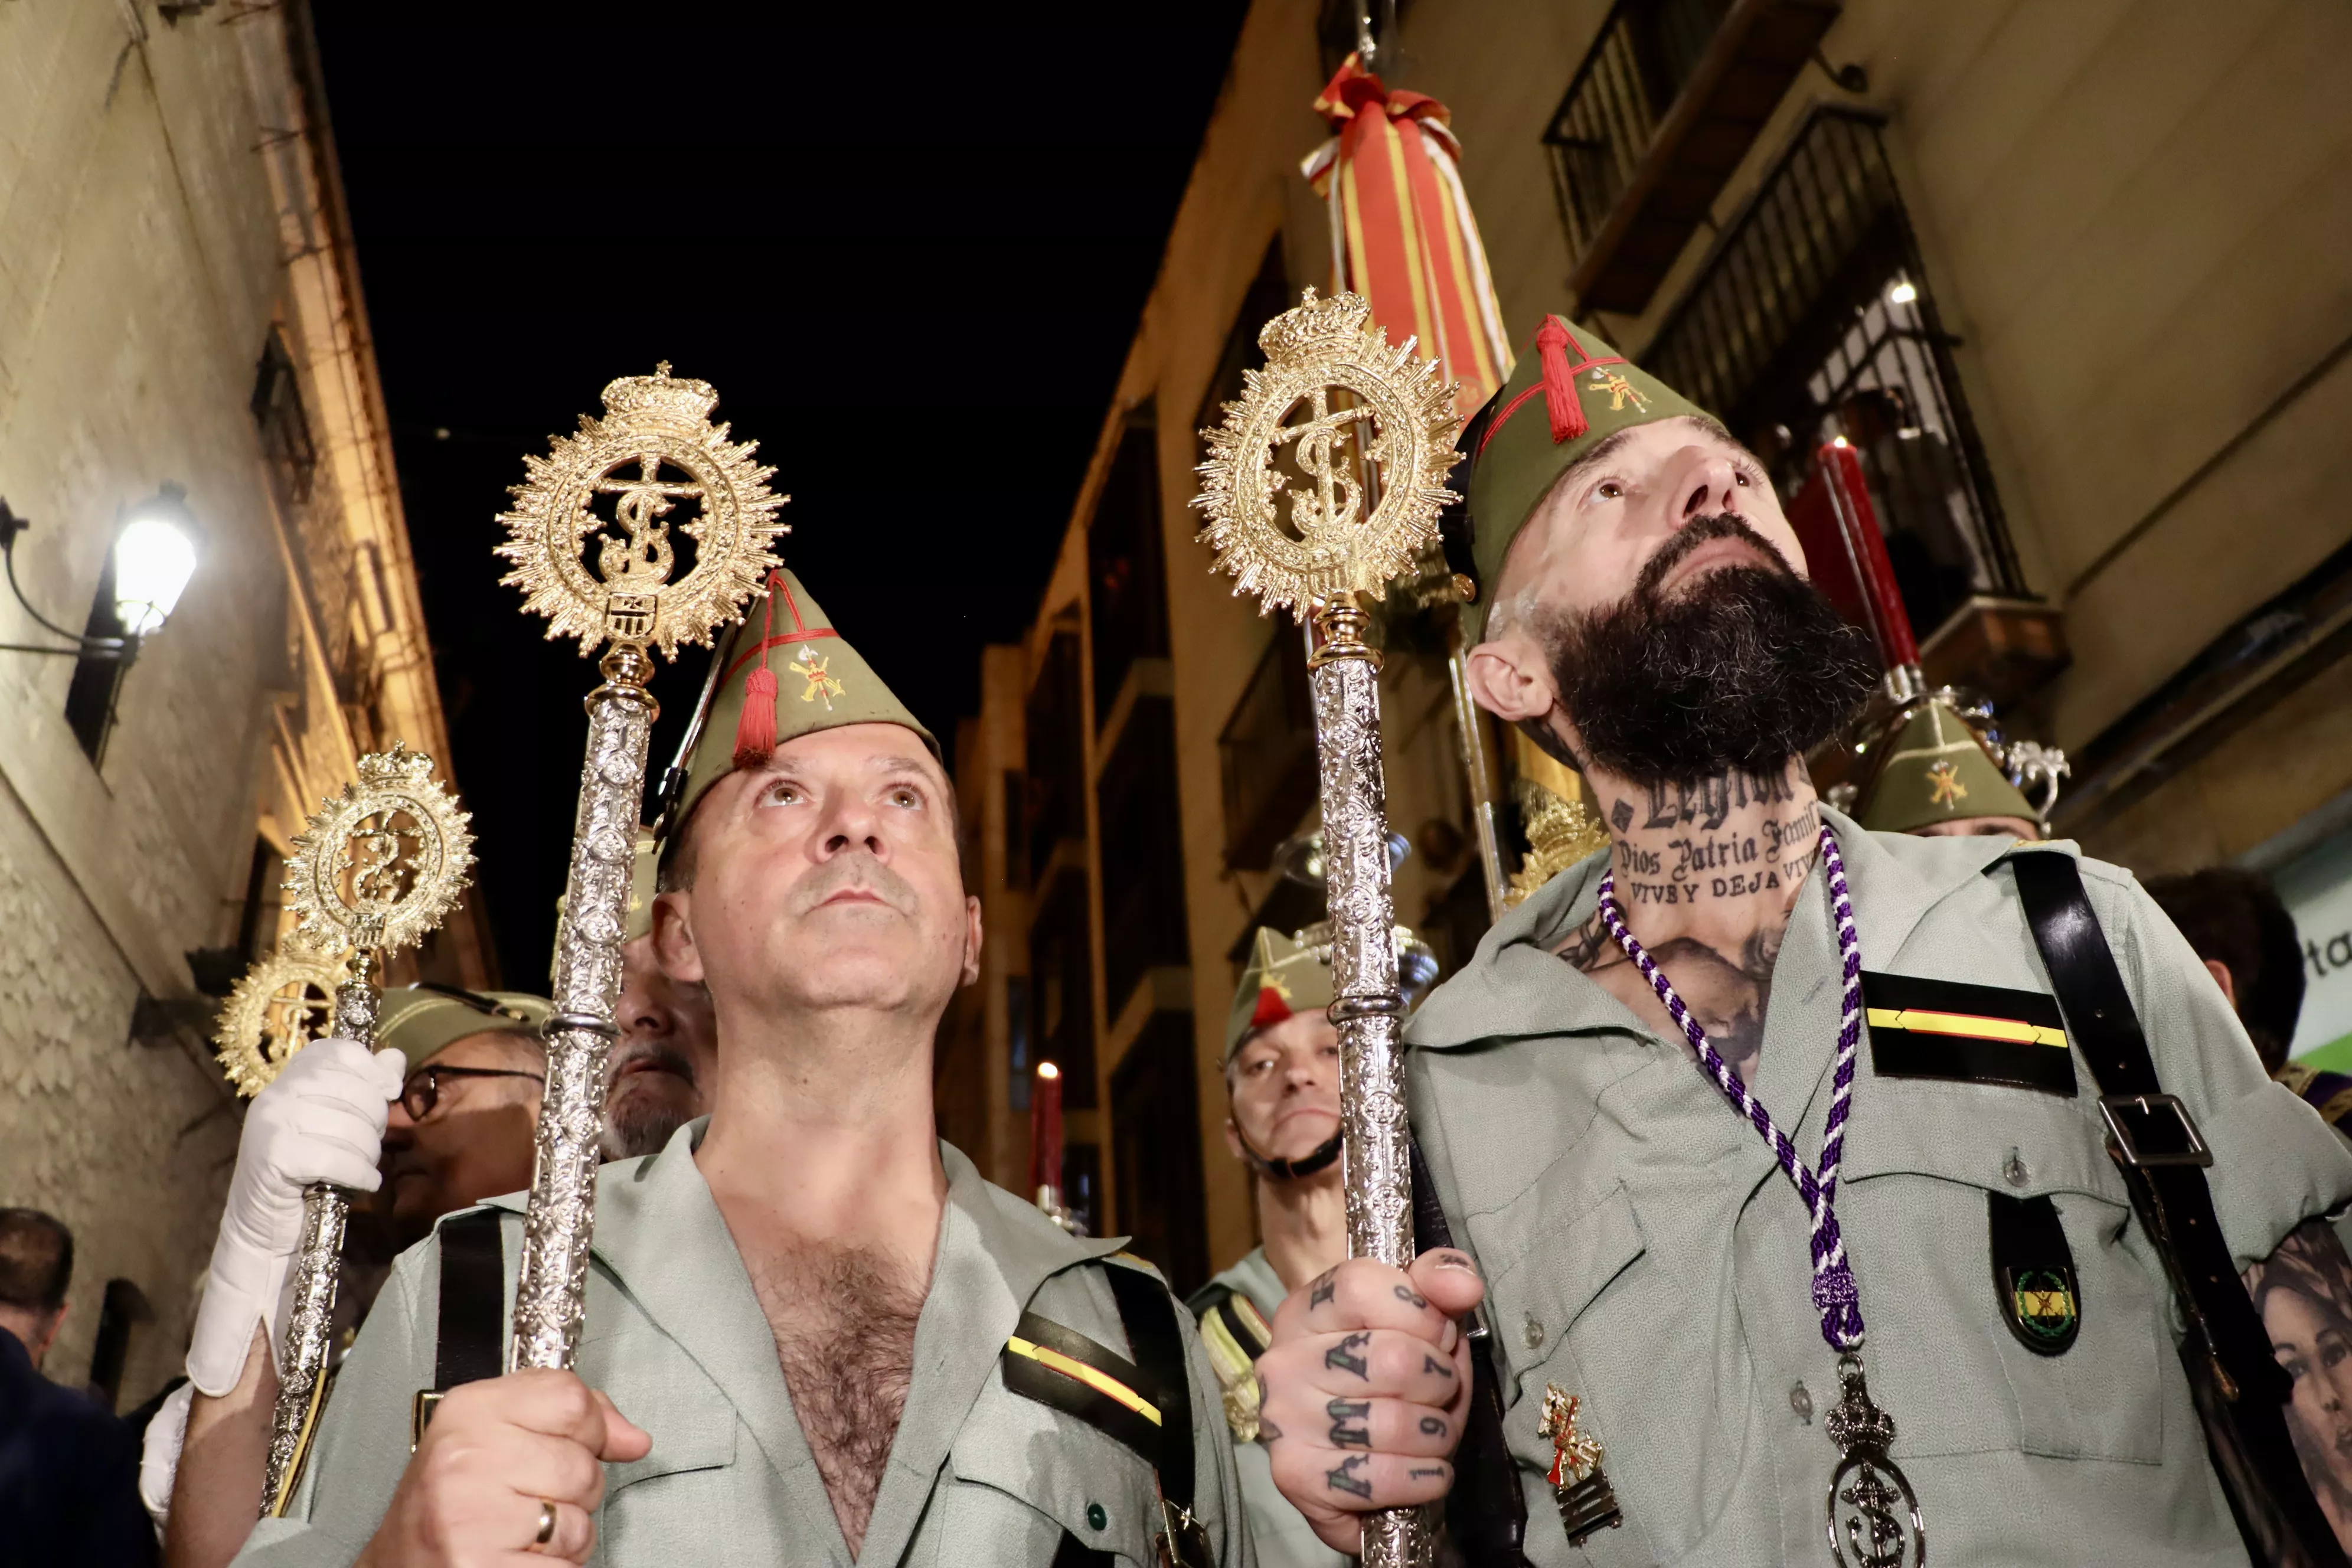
[1251,988,1293,1029]
[1536,317,1587,445]
[731,570,783,766]
[733,666,778,766]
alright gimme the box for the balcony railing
[1218,626,1317,871]
[1544,0,1841,315]
[1644,105,2026,642]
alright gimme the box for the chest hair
[747,1240,927,1556]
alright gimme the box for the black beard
[1541,515,1879,785]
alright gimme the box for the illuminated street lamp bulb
[112,484,200,637]
[1887,279,1919,306]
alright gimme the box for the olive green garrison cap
[1853,700,2042,835]
[672,569,937,833]
[1464,317,1710,639]
[1224,927,1337,1066]
[375,985,553,1076]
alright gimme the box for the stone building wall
[0,0,479,1407]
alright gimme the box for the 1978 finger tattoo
[1325,1330,1371,1379]
[1328,1397,1371,1448]
[1327,1455,1373,1499]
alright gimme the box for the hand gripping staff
[264,743,474,1514]
[1193,290,1462,1568]
[495,365,786,1372]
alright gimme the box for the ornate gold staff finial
[1192,288,1461,620]
[496,368,787,1378]
[282,742,473,958]
[211,948,352,1099]
[1191,289,1460,1568]
[262,741,473,1518]
[495,363,788,665]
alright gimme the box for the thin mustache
[797,855,916,915]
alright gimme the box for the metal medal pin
[1193,288,1461,1568]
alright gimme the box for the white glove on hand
[139,1380,194,1530]
[184,1037,404,1396]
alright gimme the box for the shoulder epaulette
[1185,1284,1271,1443]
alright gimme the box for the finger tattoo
[1325,1331,1371,1380]
[1327,1455,1373,1500]
[1422,1353,1455,1378]
[1328,1397,1371,1449]
[1256,1416,1283,1446]
[1409,1466,1446,1481]
[1419,1415,1447,1437]
[1394,1285,1427,1309]
[1308,1268,1339,1310]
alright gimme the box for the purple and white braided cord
[1595,823,1866,1351]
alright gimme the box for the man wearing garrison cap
[1247,317,2352,1564]
[234,570,1242,1568]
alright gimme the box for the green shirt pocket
[940,1374,1162,1564]
[1840,1100,2163,1465]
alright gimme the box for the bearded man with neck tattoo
[1251,321,2352,1567]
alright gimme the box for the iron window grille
[1541,0,1731,264]
[1642,104,2023,641]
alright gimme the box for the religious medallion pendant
[1539,1384,1623,1545]
[1822,1354,1925,1568]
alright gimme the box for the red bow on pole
[1304,53,1515,418]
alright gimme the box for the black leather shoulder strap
[2007,851,2343,1566]
[434,1208,506,1391]
[1411,1138,1531,1567]
[1103,1260,1195,1519]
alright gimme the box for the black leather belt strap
[1411,1138,1532,1567]
[435,1208,506,1391]
[2009,851,2344,1567]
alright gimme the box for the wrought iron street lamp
[0,484,203,659]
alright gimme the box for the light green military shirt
[1406,808,2352,1567]
[234,1123,1247,1567]
[1190,1248,1348,1568]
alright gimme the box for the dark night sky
[309,9,1249,984]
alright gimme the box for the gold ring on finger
[529,1498,558,1552]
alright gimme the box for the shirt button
[1522,1314,1547,1350]
[2004,1149,2030,1188]
[1086,1502,1107,1531]
[1790,1381,1814,1423]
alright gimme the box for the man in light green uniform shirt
[233,571,1243,1567]
[1189,929,1353,1568]
[1246,321,2352,1564]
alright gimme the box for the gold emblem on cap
[212,948,352,1097]
[283,743,475,956]
[1586,365,1647,414]
[1926,759,1968,806]
[791,646,844,708]
[496,363,789,660]
[1193,290,1461,619]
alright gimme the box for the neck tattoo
[1597,825,1924,1568]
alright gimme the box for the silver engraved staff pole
[1308,597,1432,1568]
[494,365,788,1370]
[508,648,655,1371]
[260,950,377,1517]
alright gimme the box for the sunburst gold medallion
[213,948,352,1097]
[282,743,473,956]
[496,364,789,660]
[1193,289,1462,619]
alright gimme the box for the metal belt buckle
[2099,1093,2213,1168]
[1155,1499,1212,1568]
